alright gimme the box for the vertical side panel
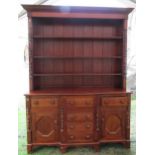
[28,14,34,91]
[60,97,66,143]
[122,19,128,90]
[26,96,32,144]
[126,93,131,141]
[94,95,101,141]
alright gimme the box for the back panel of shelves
[31,18,124,90]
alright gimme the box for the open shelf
[28,87,126,95]
[33,36,123,40]
[30,17,124,90]
[33,56,122,59]
[33,73,122,76]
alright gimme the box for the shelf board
[27,88,127,96]
[33,36,123,40]
[33,73,122,76]
[34,56,122,59]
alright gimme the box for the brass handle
[54,120,57,124]
[70,135,75,139]
[85,124,91,128]
[34,101,39,105]
[69,125,74,129]
[85,135,91,139]
[85,114,90,120]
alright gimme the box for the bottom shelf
[33,76,123,90]
[26,88,126,95]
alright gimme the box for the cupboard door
[31,97,59,143]
[101,97,128,140]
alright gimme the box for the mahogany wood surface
[23,5,133,153]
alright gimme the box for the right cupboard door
[101,97,129,141]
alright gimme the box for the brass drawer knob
[34,101,39,105]
[69,125,74,129]
[54,120,57,124]
[85,124,91,128]
[70,135,75,139]
[85,135,91,139]
[85,115,90,120]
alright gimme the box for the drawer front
[66,121,94,142]
[67,133,93,142]
[67,112,93,122]
[63,96,94,108]
[67,122,94,142]
[31,97,58,108]
[67,122,94,133]
[102,97,128,106]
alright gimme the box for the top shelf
[33,35,123,40]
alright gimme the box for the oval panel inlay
[36,116,52,135]
[105,115,121,135]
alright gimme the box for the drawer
[63,96,94,108]
[67,112,93,121]
[102,97,128,106]
[67,122,94,133]
[67,133,93,142]
[31,97,58,108]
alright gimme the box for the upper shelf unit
[32,18,123,38]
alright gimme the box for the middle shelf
[33,56,122,59]
[33,73,122,76]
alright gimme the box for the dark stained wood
[23,4,133,153]
[22,5,133,14]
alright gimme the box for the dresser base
[25,91,131,153]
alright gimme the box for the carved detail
[106,128,121,135]
[36,116,53,135]
[60,146,67,153]
[126,107,130,139]
[105,115,121,135]
[26,97,32,144]
[60,107,64,132]
[96,112,100,131]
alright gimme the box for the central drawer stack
[63,96,95,143]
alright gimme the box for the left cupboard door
[30,97,60,143]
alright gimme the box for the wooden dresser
[22,5,133,153]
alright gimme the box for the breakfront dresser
[23,5,133,153]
